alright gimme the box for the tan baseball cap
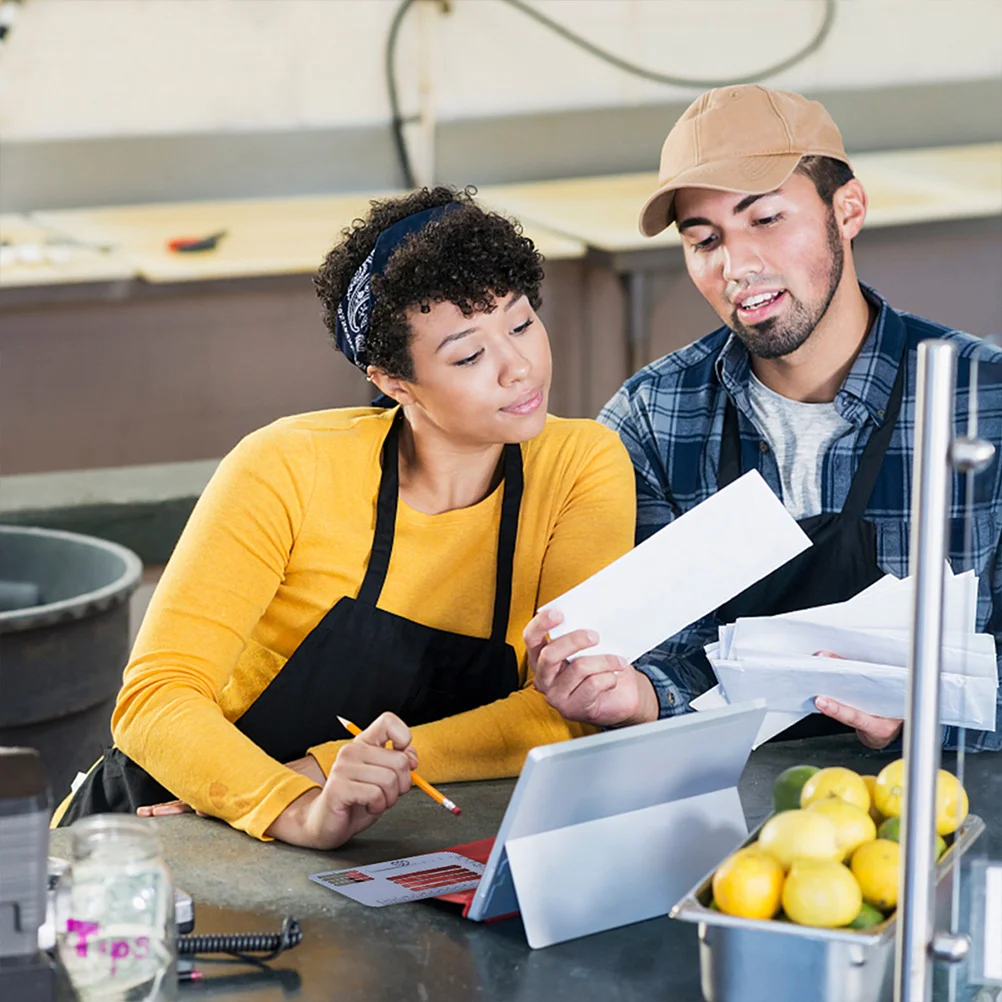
[638,85,851,237]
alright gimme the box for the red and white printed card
[309,852,486,907]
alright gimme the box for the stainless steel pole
[895,339,957,1002]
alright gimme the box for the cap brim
[638,153,803,237]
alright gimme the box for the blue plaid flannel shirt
[599,286,1002,751]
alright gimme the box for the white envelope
[541,471,811,665]
[727,620,995,675]
[709,644,997,731]
[700,566,996,734]
[748,566,978,633]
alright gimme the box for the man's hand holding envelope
[812,653,903,749]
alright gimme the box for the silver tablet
[466,700,765,943]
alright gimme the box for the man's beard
[729,212,845,360]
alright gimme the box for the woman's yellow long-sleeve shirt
[104,407,635,839]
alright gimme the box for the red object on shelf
[166,230,227,253]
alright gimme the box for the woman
[54,187,635,849]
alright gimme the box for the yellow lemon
[781,859,862,928]
[860,775,885,825]
[934,770,969,836]
[851,838,900,911]
[873,760,905,818]
[711,848,785,920]
[873,760,969,836]
[800,766,871,813]
[757,810,840,872]
[806,799,877,861]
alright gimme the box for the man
[525,85,1002,751]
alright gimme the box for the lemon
[935,770,969,836]
[773,765,820,812]
[873,760,905,818]
[872,760,969,836]
[876,816,948,859]
[806,799,877,861]
[851,838,900,911]
[758,810,840,872]
[782,859,862,928]
[711,847,785,920]
[846,901,885,930]
[860,775,885,825]
[800,766,871,813]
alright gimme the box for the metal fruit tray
[670,813,985,1002]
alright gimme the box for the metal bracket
[929,930,971,963]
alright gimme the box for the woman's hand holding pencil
[337,716,461,816]
[265,711,420,849]
[141,711,459,851]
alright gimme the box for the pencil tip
[336,716,349,728]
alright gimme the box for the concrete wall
[3,1,1000,140]
[1,1,1000,210]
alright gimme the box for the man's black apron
[713,353,906,740]
[59,412,523,823]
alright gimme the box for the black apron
[713,354,906,740]
[60,412,523,823]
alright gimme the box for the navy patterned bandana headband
[333,204,460,373]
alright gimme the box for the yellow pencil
[336,716,461,816]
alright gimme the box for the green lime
[773,765,821,812]
[846,901,885,930]
[708,898,720,911]
[877,817,900,841]
[877,817,948,859]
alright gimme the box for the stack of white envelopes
[696,566,998,746]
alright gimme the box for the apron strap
[839,351,907,519]
[718,393,742,489]
[717,347,908,515]
[357,411,525,645]
[356,413,403,606]
[490,443,524,644]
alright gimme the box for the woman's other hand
[524,609,659,728]
[136,799,203,819]
[265,712,417,849]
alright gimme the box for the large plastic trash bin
[0,526,142,801]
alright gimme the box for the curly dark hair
[314,186,545,379]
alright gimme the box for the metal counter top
[48,735,1001,1001]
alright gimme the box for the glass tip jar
[55,814,176,1001]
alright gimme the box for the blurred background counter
[2,142,998,485]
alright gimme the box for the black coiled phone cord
[178,915,302,963]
